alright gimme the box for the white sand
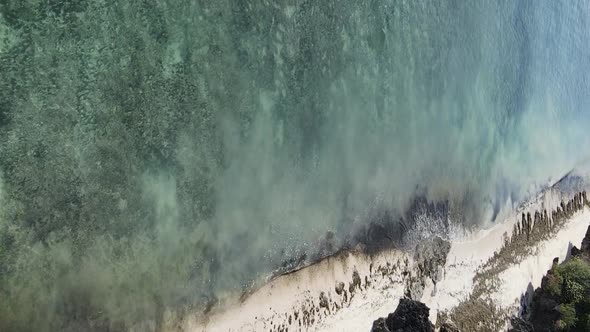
[422,193,589,325]
[186,248,412,332]
[490,209,590,315]
[185,191,589,332]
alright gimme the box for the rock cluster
[514,207,590,332]
[512,191,588,243]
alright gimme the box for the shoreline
[179,187,589,332]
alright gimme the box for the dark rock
[335,281,345,295]
[349,270,362,293]
[570,245,581,258]
[529,288,561,331]
[319,292,329,311]
[561,201,566,215]
[552,257,559,268]
[365,275,371,288]
[371,299,434,332]
[404,276,425,301]
[508,316,533,332]
[371,317,390,332]
[581,225,590,254]
[385,298,434,332]
[414,236,451,283]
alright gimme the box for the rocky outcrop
[519,221,590,331]
[508,316,533,332]
[371,318,390,332]
[569,225,590,263]
[404,236,451,300]
[371,298,434,332]
[415,237,451,284]
[512,191,588,246]
[528,289,561,331]
[581,225,590,255]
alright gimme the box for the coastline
[181,186,589,332]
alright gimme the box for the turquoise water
[0,1,589,330]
